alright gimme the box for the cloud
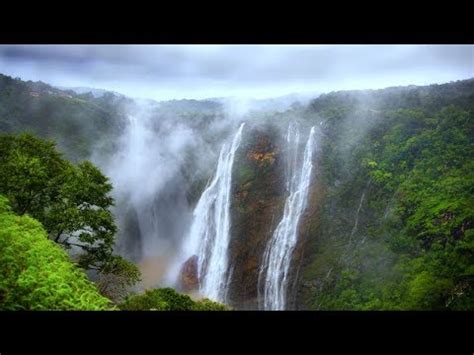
[0,45,472,100]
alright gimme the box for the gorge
[0,72,473,310]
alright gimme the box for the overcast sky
[0,45,472,101]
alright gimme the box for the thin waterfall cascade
[180,122,245,303]
[259,123,317,310]
[349,179,371,242]
[383,190,397,220]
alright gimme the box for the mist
[0,45,472,101]
[1,44,471,305]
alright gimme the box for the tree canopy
[0,195,112,310]
[301,98,474,310]
[0,133,140,300]
[119,288,228,311]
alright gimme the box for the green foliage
[301,82,474,310]
[0,73,128,161]
[119,288,229,311]
[96,255,142,304]
[0,133,118,271]
[192,298,229,311]
[120,288,194,311]
[405,271,453,310]
[0,133,67,215]
[0,195,112,310]
[0,133,140,299]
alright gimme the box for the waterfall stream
[259,123,317,310]
[349,178,371,244]
[179,123,245,302]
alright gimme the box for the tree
[41,160,117,271]
[0,133,140,295]
[96,255,141,303]
[0,195,112,310]
[0,133,67,216]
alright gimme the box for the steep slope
[296,78,474,310]
[226,123,286,309]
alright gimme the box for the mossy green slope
[0,195,112,310]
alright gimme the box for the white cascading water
[349,179,371,243]
[259,123,317,310]
[180,122,245,302]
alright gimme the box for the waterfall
[349,178,371,243]
[259,123,317,310]
[180,122,245,302]
[107,109,194,266]
[383,190,397,220]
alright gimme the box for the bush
[119,288,228,311]
[193,298,229,311]
[119,288,194,311]
[0,195,112,310]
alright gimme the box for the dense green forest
[297,79,474,310]
[0,73,472,310]
[0,73,130,161]
[0,195,113,310]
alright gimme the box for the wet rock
[226,126,286,309]
[179,255,199,292]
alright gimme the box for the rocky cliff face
[285,163,325,309]
[175,123,326,310]
[220,125,285,309]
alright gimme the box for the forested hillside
[0,73,130,161]
[296,79,474,310]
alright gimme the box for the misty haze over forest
[0,44,473,311]
[0,45,472,101]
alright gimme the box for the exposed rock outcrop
[178,255,199,292]
[226,125,286,309]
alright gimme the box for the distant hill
[212,91,320,117]
[309,78,474,114]
[2,71,472,164]
[0,73,130,161]
[0,73,229,161]
[56,86,124,98]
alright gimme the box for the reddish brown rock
[179,255,199,292]
[227,126,286,309]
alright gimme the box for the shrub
[192,298,229,311]
[119,288,228,311]
[0,195,112,310]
